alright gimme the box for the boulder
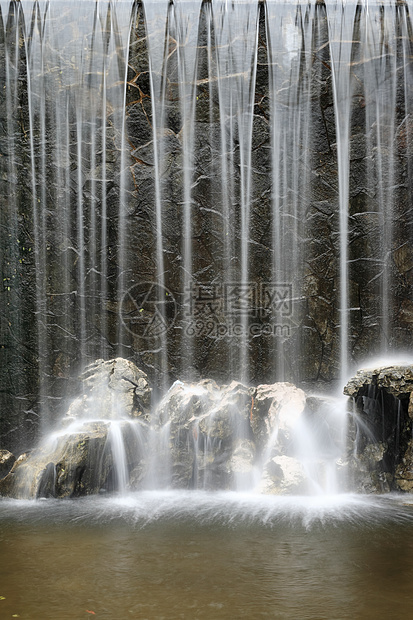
[344,364,413,401]
[251,382,307,452]
[0,450,15,479]
[257,455,307,495]
[154,379,254,489]
[66,358,152,421]
[0,423,111,498]
[153,380,215,488]
[0,419,149,499]
[156,379,215,427]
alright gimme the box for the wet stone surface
[0,2,412,452]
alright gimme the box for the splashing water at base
[2,491,413,619]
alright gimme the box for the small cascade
[361,3,397,352]
[4,358,413,498]
[144,408,172,491]
[257,387,348,495]
[107,422,129,494]
[1,1,413,444]
[326,0,357,385]
[290,397,348,495]
[1,0,413,494]
[0,416,150,499]
[265,0,314,382]
[141,0,173,391]
[150,379,258,491]
[0,359,152,498]
[174,0,202,373]
[214,0,260,383]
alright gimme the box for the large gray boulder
[154,379,254,489]
[250,383,310,493]
[66,358,152,421]
[251,382,307,451]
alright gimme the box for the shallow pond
[1,492,413,619]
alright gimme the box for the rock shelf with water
[1,0,413,452]
[3,359,413,499]
[0,358,351,499]
[344,364,413,493]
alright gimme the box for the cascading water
[327,0,357,386]
[0,360,351,498]
[0,0,135,433]
[0,0,413,498]
[3,7,413,620]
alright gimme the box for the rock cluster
[344,364,413,406]
[0,359,151,498]
[0,358,347,498]
[6,358,413,499]
[123,376,344,495]
[344,364,413,492]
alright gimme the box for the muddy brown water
[1,492,413,619]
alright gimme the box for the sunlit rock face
[66,358,152,421]
[0,450,15,480]
[344,365,413,493]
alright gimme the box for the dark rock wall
[0,1,413,451]
[344,366,413,492]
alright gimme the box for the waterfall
[360,2,398,353]
[265,0,314,381]
[0,0,412,453]
[326,0,357,385]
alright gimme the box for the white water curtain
[0,0,134,424]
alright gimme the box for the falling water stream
[1,0,413,409]
[1,0,413,616]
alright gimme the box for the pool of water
[1,491,413,619]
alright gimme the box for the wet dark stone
[0,2,413,451]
